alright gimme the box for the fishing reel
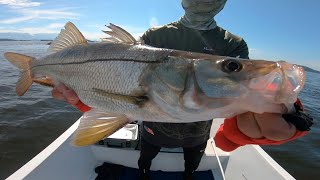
[282,102,314,131]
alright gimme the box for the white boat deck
[6,118,295,180]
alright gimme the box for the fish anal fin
[72,110,129,146]
[48,22,88,53]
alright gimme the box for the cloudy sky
[0,0,319,70]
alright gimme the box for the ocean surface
[0,41,319,180]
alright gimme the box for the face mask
[179,0,227,30]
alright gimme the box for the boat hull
[6,118,295,180]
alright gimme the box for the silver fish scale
[65,61,148,95]
[41,43,172,65]
[33,59,150,96]
[32,43,172,96]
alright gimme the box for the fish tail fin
[4,52,34,96]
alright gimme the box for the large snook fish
[4,22,305,146]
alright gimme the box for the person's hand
[52,83,80,105]
[236,112,296,141]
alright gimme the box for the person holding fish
[48,1,313,180]
[3,0,312,180]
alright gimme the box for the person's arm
[227,39,249,59]
[214,100,313,152]
[141,28,158,47]
[223,31,249,59]
[140,30,151,45]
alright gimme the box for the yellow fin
[4,52,34,96]
[101,23,137,44]
[72,110,129,146]
[33,77,54,87]
[4,52,33,70]
[48,22,88,53]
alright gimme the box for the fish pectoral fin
[92,88,148,106]
[33,77,54,87]
[102,23,137,44]
[72,110,129,147]
[48,22,88,53]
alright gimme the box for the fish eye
[221,59,242,73]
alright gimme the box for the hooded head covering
[179,0,227,30]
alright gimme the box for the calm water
[0,41,319,180]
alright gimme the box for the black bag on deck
[95,162,124,180]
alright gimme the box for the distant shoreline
[300,65,320,74]
[0,39,52,41]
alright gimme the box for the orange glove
[214,100,309,152]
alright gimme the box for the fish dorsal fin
[100,36,120,43]
[48,22,88,53]
[72,110,129,146]
[101,23,137,44]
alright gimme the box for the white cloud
[85,24,105,29]
[0,29,20,33]
[20,27,57,34]
[0,23,64,34]
[0,22,147,41]
[0,0,41,8]
[249,48,265,59]
[80,23,147,41]
[47,23,64,29]
[29,8,79,20]
[0,0,79,25]
[249,48,257,52]
[120,25,145,39]
[0,15,33,24]
[0,8,79,24]
[81,31,104,41]
[0,24,104,41]
[149,17,159,27]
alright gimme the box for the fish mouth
[248,61,306,103]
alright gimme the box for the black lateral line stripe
[31,58,164,69]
